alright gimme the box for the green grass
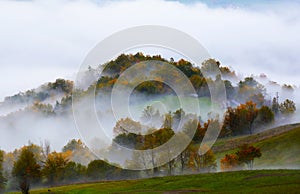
[8,169,300,194]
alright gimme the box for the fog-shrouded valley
[0,52,299,193]
[0,53,299,150]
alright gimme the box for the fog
[1,0,300,100]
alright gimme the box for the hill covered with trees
[0,53,299,193]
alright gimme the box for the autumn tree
[189,74,207,96]
[188,144,216,172]
[12,148,41,194]
[0,150,6,192]
[62,139,94,165]
[222,101,259,135]
[155,128,176,175]
[113,118,142,136]
[177,142,192,173]
[42,151,70,185]
[238,77,266,103]
[279,99,296,115]
[220,154,240,171]
[235,144,262,169]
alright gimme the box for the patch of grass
[8,169,300,194]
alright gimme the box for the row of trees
[221,98,296,136]
[0,141,263,194]
[0,142,217,194]
[221,144,262,171]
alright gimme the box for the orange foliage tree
[220,154,240,171]
[235,144,262,170]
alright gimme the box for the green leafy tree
[113,133,139,149]
[12,149,41,194]
[254,106,274,127]
[86,160,115,180]
[64,162,87,183]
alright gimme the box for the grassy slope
[9,169,300,194]
[213,123,300,169]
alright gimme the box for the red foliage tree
[235,144,262,169]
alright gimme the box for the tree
[0,150,7,192]
[172,108,185,130]
[113,118,142,136]
[238,77,266,103]
[222,101,259,135]
[254,106,274,128]
[177,143,192,173]
[271,97,279,115]
[162,112,173,129]
[156,128,176,175]
[201,58,220,78]
[62,139,94,165]
[41,140,51,160]
[188,144,216,172]
[42,151,70,185]
[220,154,240,171]
[114,133,139,149]
[140,105,161,127]
[12,149,41,194]
[86,160,115,180]
[64,162,87,183]
[235,144,261,170]
[279,99,296,115]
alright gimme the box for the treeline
[0,139,263,194]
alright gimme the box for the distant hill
[0,53,298,151]
[0,53,295,117]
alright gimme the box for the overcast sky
[0,0,300,100]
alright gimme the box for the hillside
[213,123,300,169]
[8,169,300,194]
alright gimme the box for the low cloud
[1,0,300,101]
